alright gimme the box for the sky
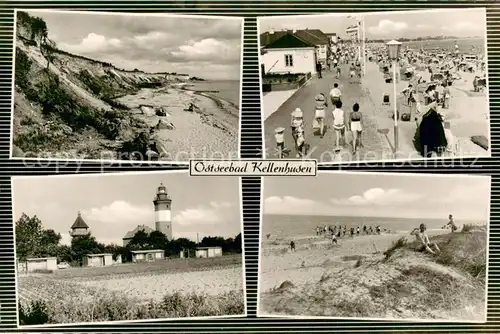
[259,14,362,40]
[263,173,490,222]
[12,173,241,246]
[364,8,486,40]
[21,10,242,80]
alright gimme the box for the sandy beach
[115,85,239,160]
[260,228,486,321]
[363,57,489,158]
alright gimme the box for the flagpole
[357,20,361,63]
[362,16,366,75]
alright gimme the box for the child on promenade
[314,93,328,138]
[291,108,305,157]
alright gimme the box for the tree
[233,233,242,253]
[15,214,44,261]
[166,238,196,256]
[70,234,103,266]
[41,229,61,245]
[148,230,168,249]
[128,230,150,249]
[55,244,73,263]
[104,243,127,261]
[40,38,57,70]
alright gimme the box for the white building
[195,247,223,258]
[84,253,114,267]
[17,257,58,273]
[260,28,330,75]
[131,249,165,263]
[260,30,317,75]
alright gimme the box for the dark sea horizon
[263,214,484,239]
[186,80,240,107]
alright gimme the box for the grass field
[18,255,245,325]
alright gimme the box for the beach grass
[20,289,244,325]
[260,230,487,320]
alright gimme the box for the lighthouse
[153,182,172,240]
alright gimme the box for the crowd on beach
[275,39,487,159]
[274,41,364,158]
[287,214,460,253]
[368,41,487,158]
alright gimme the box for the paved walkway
[263,90,298,121]
[263,63,388,163]
[264,60,490,162]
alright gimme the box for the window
[285,54,293,67]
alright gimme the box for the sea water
[186,80,240,107]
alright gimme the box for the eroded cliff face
[12,31,173,158]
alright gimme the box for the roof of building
[260,29,329,49]
[196,246,222,250]
[122,224,155,240]
[23,257,57,261]
[131,249,164,254]
[71,212,89,229]
[86,253,113,257]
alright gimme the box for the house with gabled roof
[122,224,156,247]
[260,28,331,75]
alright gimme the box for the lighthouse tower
[153,183,172,240]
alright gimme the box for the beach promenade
[263,63,392,163]
[263,60,489,162]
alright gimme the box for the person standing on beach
[332,234,338,245]
[356,226,360,235]
[417,94,447,158]
[447,214,458,233]
[443,82,451,109]
[290,241,296,252]
[411,223,441,255]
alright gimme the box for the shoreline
[116,84,239,160]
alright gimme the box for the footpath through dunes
[263,64,389,162]
[18,255,245,324]
[12,14,239,161]
[260,230,487,321]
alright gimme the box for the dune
[260,228,487,321]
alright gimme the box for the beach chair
[383,94,390,106]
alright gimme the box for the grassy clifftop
[261,229,487,321]
[13,11,190,159]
